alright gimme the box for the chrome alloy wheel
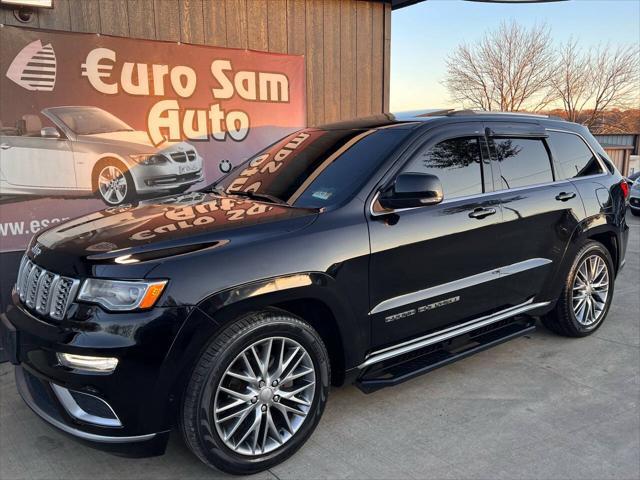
[572,254,610,326]
[98,165,127,204]
[213,337,316,456]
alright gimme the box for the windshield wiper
[228,190,287,205]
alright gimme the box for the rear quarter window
[547,131,604,180]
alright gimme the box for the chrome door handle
[0,143,11,150]
[555,192,576,202]
[469,207,496,219]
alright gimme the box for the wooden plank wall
[0,0,391,126]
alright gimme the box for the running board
[356,318,536,394]
[359,299,549,369]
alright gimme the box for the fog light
[57,353,118,373]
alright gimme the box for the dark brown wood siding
[0,0,390,126]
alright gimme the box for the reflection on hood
[36,191,318,260]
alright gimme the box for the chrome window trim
[369,258,552,315]
[360,298,550,369]
[369,128,609,218]
[51,383,122,428]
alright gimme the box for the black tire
[631,209,640,217]
[542,241,615,337]
[180,309,330,475]
[93,159,137,206]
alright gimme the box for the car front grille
[15,256,80,321]
[169,149,197,162]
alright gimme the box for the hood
[78,130,183,151]
[32,192,318,275]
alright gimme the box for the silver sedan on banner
[0,106,204,205]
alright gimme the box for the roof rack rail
[447,110,554,118]
[413,109,456,117]
[446,109,477,116]
[393,109,568,121]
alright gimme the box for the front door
[367,123,506,350]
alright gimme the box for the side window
[404,137,484,200]
[492,138,553,190]
[548,131,604,179]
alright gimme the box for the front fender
[154,272,362,426]
[196,272,360,366]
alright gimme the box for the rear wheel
[542,241,614,337]
[180,310,330,474]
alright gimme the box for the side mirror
[379,172,444,209]
[41,127,61,139]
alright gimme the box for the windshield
[49,107,134,135]
[215,127,411,208]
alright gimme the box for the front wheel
[542,241,614,337]
[631,209,640,217]
[180,310,330,474]
[95,161,136,206]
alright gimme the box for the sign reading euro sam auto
[0,26,306,252]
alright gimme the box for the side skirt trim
[359,298,550,369]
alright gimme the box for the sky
[390,0,640,112]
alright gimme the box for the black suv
[1,111,630,474]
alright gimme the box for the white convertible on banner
[0,106,204,205]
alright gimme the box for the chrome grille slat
[18,260,34,301]
[25,266,43,308]
[16,256,29,297]
[15,255,79,321]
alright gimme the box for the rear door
[367,123,506,349]
[484,122,585,307]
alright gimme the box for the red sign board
[0,26,306,252]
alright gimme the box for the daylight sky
[390,0,640,112]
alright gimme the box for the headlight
[77,279,167,311]
[129,153,167,165]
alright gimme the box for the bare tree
[445,21,556,112]
[551,41,639,127]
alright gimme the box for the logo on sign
[219,159,232,174]
[6,40,57,92]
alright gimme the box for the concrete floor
[1,213,639,480]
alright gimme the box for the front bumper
[1,295,205,457]
[132,159,204,193]
[14,365,169,456]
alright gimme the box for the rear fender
[539,215,621,302]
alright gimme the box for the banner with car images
[0,25,306,253]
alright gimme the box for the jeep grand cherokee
[0,111,630,474]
